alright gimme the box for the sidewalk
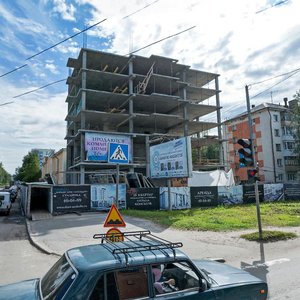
[25,210,300,268]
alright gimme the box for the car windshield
[40,254,77,300]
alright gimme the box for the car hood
[194,259,263,286]
[0,278,40,300]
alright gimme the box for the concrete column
[215,76,223,167]
[129,58,134,173]
[182,70,188,136]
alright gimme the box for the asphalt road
[0,201,58,285]
[1,201,300,299]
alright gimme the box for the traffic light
[247,169,259,182]
[237,138,254,167]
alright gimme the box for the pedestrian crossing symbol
[109,143,129,163]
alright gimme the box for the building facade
[41,148,67,184]
[223,99,300,184]
[65,49,222,184]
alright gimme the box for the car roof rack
[93,230,183,264]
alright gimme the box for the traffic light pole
[245,85,263,239]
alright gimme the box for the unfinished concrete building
[65,48,222,184]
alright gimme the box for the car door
[150,262,216,300]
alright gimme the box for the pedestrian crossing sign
[109,143,129,163]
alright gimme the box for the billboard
[150,137,192,178]
[53,185,90,213]
[160,187,191,210]
[91,184,126,210]
[85,132,132,162]
[126,188,160,210]
[190,186,219,207]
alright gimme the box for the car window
[152,261,200,296]
[89,267,149,300]
[41,254,77,300]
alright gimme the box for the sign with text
[106,228,124,242]
[190,186,218,207]
[242,184,264,204]
[284,184,300,200]
[150,137,192,178]
[53,185,90,213]
[126,188,160,210]
[85,132,132,162]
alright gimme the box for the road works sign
[108,143,129,164]
[104,204,126,227]
[105,228,124,242]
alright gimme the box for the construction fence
[51,183,300,214]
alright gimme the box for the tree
[0,162,11,186]
[15,152,41,182]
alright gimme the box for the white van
[0,191,12,215]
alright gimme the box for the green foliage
[240,230,297,242]
[192,144,220,163]
[123,201,300,231]
[0,162,11,186]
[14,152,41,182]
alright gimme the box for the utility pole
[245,85,263,239]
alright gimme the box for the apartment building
[223,99,299,184]
[65,48,222,184]
[41,148,67,184]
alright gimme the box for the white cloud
[52,0,76,21]
[45,63,59,74]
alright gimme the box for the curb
[25,219,61,257]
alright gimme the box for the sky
[0,0,299,175]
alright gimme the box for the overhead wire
[0,18,107,78]
[127,26,196,56]
[250,68,300,99]
[0,0,165,106]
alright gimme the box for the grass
[241,230,297,242]
[122,201,300,242]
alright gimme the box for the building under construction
[65,48,222,184]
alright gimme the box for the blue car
[0,231,268,299]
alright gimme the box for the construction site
[65,48,223,185]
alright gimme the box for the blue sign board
[108,143,129,164]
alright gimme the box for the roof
[223,102,288,123]
[66,231,187,272]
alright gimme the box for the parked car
[0,230,268,299]
[0,191,12,215]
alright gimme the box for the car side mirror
[200,279,208,292]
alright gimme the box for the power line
[122,0,159,19]
[26,19,107,60]
[250,66,300,86]
[0,101,14,107]
[0,19,107,78]
[256,0,289,14]
[12,79,66,99]
[0,64,28,79]
[127,26,196,55]
[251,69,300,99]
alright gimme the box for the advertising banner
[160,187,191,210]
[190,186,218,207]
[264,184,284,201]
[284,184,300,200]
[126,188,160,210]
[91,184,126,210]
[150,137,192,178]
[53,185,90,213]
[85,132,132,162]
[243,184,264,204]
[218,185,243,205]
